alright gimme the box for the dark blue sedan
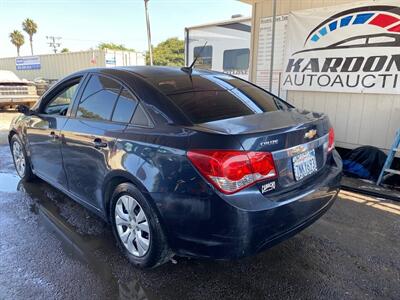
[8,66,342,268]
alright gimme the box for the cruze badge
[260,139,279,147]
[304,129,317,139]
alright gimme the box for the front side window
[193,46,213,70]
[44,81,80,115]
[77,75,121,121]
[223,48,250,71]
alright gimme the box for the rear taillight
[187,150,277,194]
[328,128,335,152]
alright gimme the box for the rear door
[26,77,83,188]
[61,73,138,209]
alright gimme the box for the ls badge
[261,181,276,194]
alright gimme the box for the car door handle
[93,138,107,149]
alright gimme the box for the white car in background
[0,70,39,110]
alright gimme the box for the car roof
[119,65,214,78]
[63,66,250,125]
[68,66,246,96]
[116,66,244,95]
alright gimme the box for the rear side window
[111,88,138,123]
[168,80,288,124]
[131,104,151,127]
[77,75,121,121]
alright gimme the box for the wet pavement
[0,112,16,144]
[0,141,400,299]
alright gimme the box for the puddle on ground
[0,172,19,192]
[17,179,156,300]
[0,146,157,299]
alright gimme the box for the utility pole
[144,0,153,65]
[46,36,62,54]
[269,0,277,92]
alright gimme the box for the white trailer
[185,16,251,80]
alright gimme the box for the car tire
[110,182,171,268]
[10,134,35,181]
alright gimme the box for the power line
[46,36,62,53]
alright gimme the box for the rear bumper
[155,150,342,260]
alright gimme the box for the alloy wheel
[115,195,151,257]
[12,141,26,178]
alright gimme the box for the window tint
[168,80,288,124]
[131,104,151,127]
[111,88,138,123]
[238,86,289,111]
[193,46,212,70]
[77,75,121,121]
[169,90,253,124]
[223,48,250,71]
[44,82,80,115]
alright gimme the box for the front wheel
[10,135,34,181]
[110,183,171,268]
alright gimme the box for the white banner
[15,56,40,70]
[282,0,400,94]
[256,15,288,97]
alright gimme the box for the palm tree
[9,30,25,56]
[22,18,37,55]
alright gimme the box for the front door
[61,74,138,209]
[26,79,82,188]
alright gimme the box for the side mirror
[17,105,34,116]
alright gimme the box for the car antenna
[181,41,208,75]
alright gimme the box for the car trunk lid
[195,109,331,191]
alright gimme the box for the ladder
[377,129,400,186]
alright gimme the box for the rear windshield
[168,81,289,124]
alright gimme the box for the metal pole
[269,0,277,91]
[184,28,189,67]
[144,0,153,66]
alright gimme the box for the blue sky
[0,0,251,57]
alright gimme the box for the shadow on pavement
[17,179,154,300]
[0,144,399,299]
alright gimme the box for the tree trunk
[30,36,33,55]
[17,46,20,57]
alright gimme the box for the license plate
[292,149,317,181]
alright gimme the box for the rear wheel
[10,135,34,181]
[110,183,171,268]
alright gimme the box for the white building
[241,0,400,152]
[0,49,146,81]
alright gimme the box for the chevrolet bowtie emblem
[304,129,317,139]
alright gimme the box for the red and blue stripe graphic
[305,5,400,44]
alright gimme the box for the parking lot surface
[0,112,399,299]
[0,112,15,144]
